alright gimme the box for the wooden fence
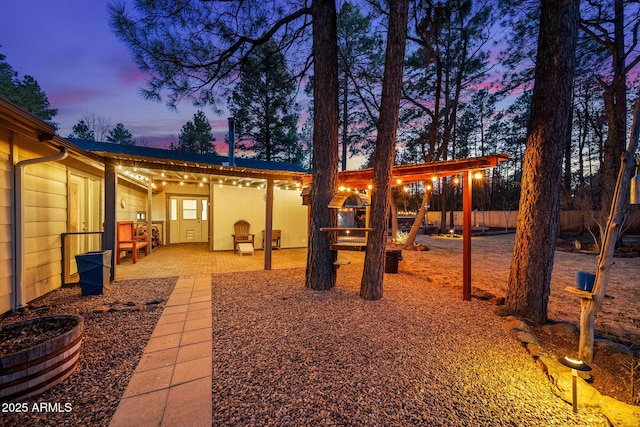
[419,209,640,234]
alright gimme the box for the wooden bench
[116,221,149,264]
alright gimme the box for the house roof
[68,139,308,185]
[69,139,307,173]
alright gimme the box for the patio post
[462,171,472,301]
[264,177,274,270]
[103,163,117,282]
[147,178,153,249]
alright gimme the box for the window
[170,198,178,221]
[183,199,197,220]
[201,199,208,221]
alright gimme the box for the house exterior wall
[0,131,69,313]
[212,184,307,251]
[0,127,12,313]
[272,187,309,249]
[21,146,67,303]
[117,179,149,222]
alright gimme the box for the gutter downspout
[14,145,68,311]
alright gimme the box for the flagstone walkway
[109,276,212,427]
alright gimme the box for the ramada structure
[1,97,507,314]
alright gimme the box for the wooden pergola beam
[303,154,510,301]
[333,155,509,188]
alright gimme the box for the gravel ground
[212,266,609,426]
[0,277,176,427]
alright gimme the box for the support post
[147,178,153,249]
[462,171,472,301]
[103,163,117,282]
[264,178,274,270]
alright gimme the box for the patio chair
[232,220,254,253]
[116,221,149,264]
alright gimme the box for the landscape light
[473,171,484,180]
[557,356,592,413]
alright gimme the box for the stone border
[502,315,640,427]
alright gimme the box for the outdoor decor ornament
[557,356,592,413]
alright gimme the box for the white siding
[212,184,307,251]
[0,128,12,313]
[117,180,148,222]
[22,151,68,301]
[273,187,308,248]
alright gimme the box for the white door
[169,196,209,243]
[68,173,101,275]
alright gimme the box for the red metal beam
[463,171,472,301]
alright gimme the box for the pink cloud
[49,88,110,107]
[116,62,150,86]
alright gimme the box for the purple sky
[1,0,231,152]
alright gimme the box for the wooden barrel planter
[0,315,83,401]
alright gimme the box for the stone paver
[109,276,212,427]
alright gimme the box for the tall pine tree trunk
[305,0,339,291]
[360,0,409,300]
[506,0,579,324]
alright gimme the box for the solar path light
[557,356,592,413]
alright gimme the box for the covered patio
[114,245,366,281]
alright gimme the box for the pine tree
[228,41,300,164]
[0,51,58,126]
[106,123,135,145]
[172,111,216,154]
[68,120,95,140]
[506,0,579,324]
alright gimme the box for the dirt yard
[408,232,640,404]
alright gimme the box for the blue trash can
[76,250,112,296]
[576,271,596,292]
